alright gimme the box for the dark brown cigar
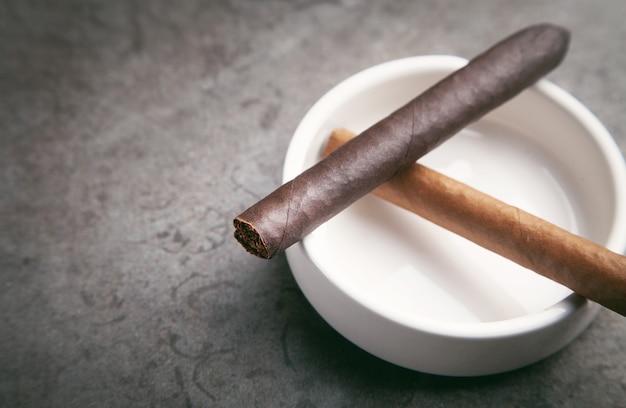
[234,23,570,259]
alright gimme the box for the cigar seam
[276,181,297,257]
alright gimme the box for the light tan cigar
[325,128,626,317]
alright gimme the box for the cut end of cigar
[233,217,271,259]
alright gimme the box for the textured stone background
[1,0,625,407]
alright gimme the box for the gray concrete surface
[1,1,625,406]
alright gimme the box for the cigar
[234,23,570,259]
[326,128,626,316]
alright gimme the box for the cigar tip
[524,22,571,60]
[233,217,271,259]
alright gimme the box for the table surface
[1,1,625,406]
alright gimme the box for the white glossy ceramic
[283,56,626,376]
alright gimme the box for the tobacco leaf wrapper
[327,128,626,317]
[234,23,570,259]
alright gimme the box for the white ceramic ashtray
[283,55,626,376]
